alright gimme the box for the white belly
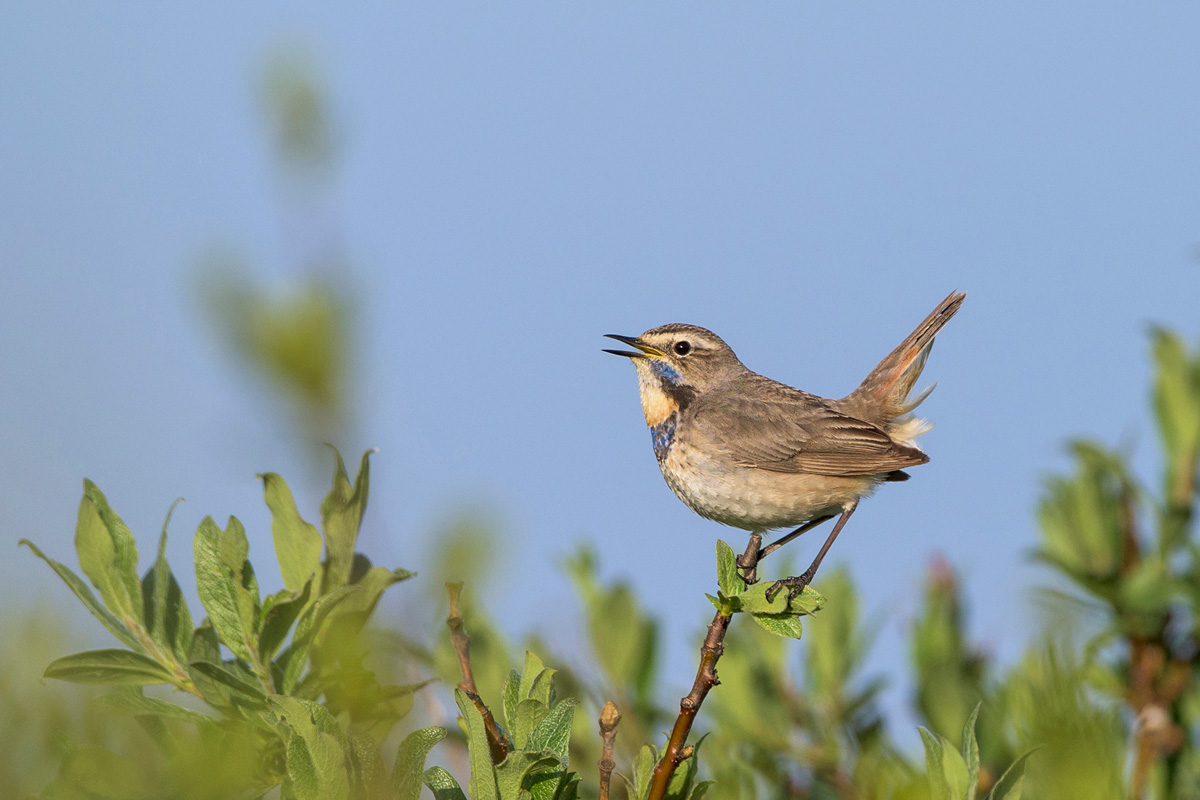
[659,441,877,532]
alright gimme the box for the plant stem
[445,582,509,764]
[646,609,732,800]
[125,614,201,697]
[598,701,621,800]
[646,534,767,799]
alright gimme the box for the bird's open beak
[603,334,664,359]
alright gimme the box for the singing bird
[605,291,964,600]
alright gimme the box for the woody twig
[598,701,621,800]
[646,609,731,800]
[446,581,509,764]
[648,533,765,800]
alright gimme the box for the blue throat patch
[650,360,682,385]
[650,414,677,462]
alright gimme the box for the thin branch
[598,701,621,800]
[652,527,799,800]
[1121,474,1178,799]
[647,609,732,800]
[445,581,509,764]
[648,520,835,799]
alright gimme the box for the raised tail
[841,290,965,442]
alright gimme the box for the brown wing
[696,379,929,477]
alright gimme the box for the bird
[604,291,964,601]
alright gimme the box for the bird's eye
[673,341,692,356]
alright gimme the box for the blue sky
[3,3,1200,741]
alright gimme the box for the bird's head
[604,324,743,426]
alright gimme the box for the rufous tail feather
[843,290,965,442]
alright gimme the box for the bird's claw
[765,573,813,607]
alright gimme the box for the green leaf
[664,733,706,800]
[495,750,559,800]
[329,565,415,633]
[141,499,194,661]
[728,581,824,616]
[689,781,715,800]
[363,680,432,734]
[527,699,576,763]
[193,515,261,665]
[559,777,583,800]
[936,733,969,800]
[629,744,657,800]
[920,727,949,800]
[518,651,548,700]
[715,540,744,596]
[320,448,374,590]
[555,774,581,800]
[527,769,570,800]
[262,472,325,594]
[987,748,1037,800]
[259,579,314,662]
[75,480,143,622]
[1152,329,1200,471]
[44,649,175,685]
[272,696,352,800]
[180,620,235,706]
[529,668,557,708]
[393,727,448,800]
[188,619,221,663]
[705,592,735,616]
[94,688,218,727]
[349,732,391,800]
[962,704,981,800]
[455,688,499,800]
[290,583,360,645]
[512,699,549,750]
[1035,442,1129,589]
[19,539,139,650]
[184,667,235,711]
[665,751,695,800]
[188,660,267,702]
[278,584,362,693]
[502,668,521,731]
[425,767,468,800]
[1151,330,1200,555]
[1120,556,1177,622]
[751,613,804,639]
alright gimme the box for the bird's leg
[736,533,763,585]
[739,516,833,587]
[757,515,835,563]
[765,502,858,606]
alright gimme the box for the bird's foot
[735,554,758,586]
[765,570,815,607]
[736,533,763,586]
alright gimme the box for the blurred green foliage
[9,448,817,800]
[18,450,422,800]
[9,325,1200,799]
[197,47,355,452]
[259,48,338,174]
[199,266,352,443]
